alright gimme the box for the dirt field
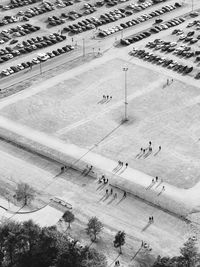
[0,56,200,189]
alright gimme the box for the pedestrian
[149,146,152,152]
[123,191,127,198]
[159,145,161,151]
[106,189,109,195]
[107,95,109,99]
[143,149,145,154]
[110,96,112,100]
[162,186,165,191]
[149,141,152,146]
[114,192,117,199]
[121,162,124,167]
[171,78,173,83]
[149,216,151,223]
[151,216,154,222]
[103,178,106,184]
[89,165,93,171]
[103,95,106,99]
[167,78,169,85]
[141,147,143,152]
[156,176,158,182]
[110,188,113,195]
[125,163,128,168]
[61,166,64,172]
[152,178,155,183]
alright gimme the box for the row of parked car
[172,28,200,45]
[129,48,197,77]
[19,1,55,19]
[55,0,75,8]
[2,0,42,10]
[121,16,185,46]
[0,44,74,77]
[0,24,40,44]
[146,39,200,62]
[0,33,66,64]
[99,2,182,38]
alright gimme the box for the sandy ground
[0,1,199,265]
[1,55,200,190]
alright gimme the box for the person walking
[155,176,158,182]
[159,146,161,151]
[110,188,113,195]
[106,189,109,195]
[149,141,152,147]
[149,217,152,223]
[123,191,127,198]
[151,216,154,222]
[114,192,117,199]
[152,178,155,183]
[125,163,128,168]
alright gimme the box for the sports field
[1,57,200,189]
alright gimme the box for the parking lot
[0,0,199,81]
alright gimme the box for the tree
[62,210,75,229]
[180,239,199,267]
[86,217,104,242]
[113,231,125,254]
[81,247,107,267]
[15,182,35,206]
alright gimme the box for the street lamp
[122,67,128,122]
[82,38,85,57]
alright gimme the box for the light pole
[82,38,85,57]
[39,61,42,75]
[122,67,128,122]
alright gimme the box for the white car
[1,70,10,76]
[32,58,40,64]
[37,53,50,61]
[7,68,14,74]
[17,64,24,70]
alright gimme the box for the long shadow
[96,183,106,191]
[135,151,142,158]
[113,165,123,173]
[116,197,125,205]
[141,222,152,232]
[53,170,64,178]
[108,254,120,267]
[154,150,160,156]
[143,151,152,159]
[117,167,127,175]
[112,164,120,172]
[102,194,110,202]
[155,181,162,189]
[98,193,107,202]
[107,196,115,205]
[146,182,155,190]
[157,190,165,196]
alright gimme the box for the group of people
[114,260,120,266]
[149,216,154,223]
[103,95,112,101]
[98,175,109,184]
[112,161,128,173]
[139,141,161,158]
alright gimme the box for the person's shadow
[141,222,152,232]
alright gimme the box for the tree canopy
[0,219,107,267]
